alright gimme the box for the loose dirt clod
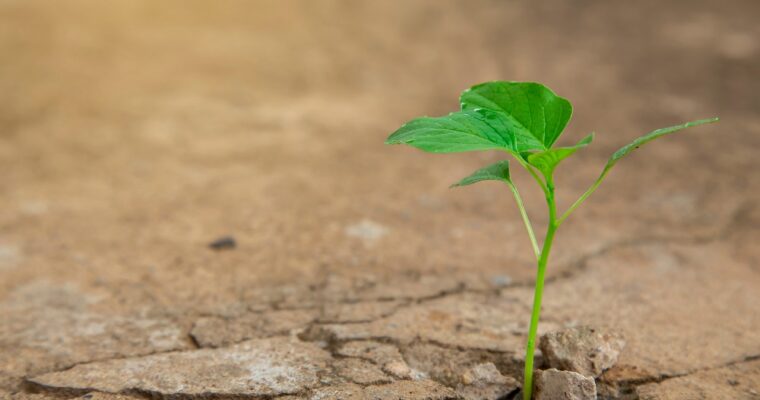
[456,363,519,400]
[539,326,625,378]
[533,368,596,400]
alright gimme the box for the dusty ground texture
[1,0,759,399]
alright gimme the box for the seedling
[385,81,717,400]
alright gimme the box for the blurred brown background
[1,1,759,398]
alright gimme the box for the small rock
[539,326,625,377]
[456,363,519,400]
[209,236,236,250]
[534,368,596,400]
[383,360,413,379]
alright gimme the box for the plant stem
[507,181,540,259]
[513,152,549,197]
[557,168,609,225]
[522,179,558,400]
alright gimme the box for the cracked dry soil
[1,1,759,399]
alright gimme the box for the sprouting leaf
[386,81,572,156]
[450,160,511,187]
[557,117,719,224]
[526,133,594,178]
[460,81,573,149]
[605,118,718,169]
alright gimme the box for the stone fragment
[29,338,331,397]
[456,363,519,400]
[383,360,413,379]
[534,368,596,400]
[539,326,625,377]
[190,308,316,347]
[208,235,236,250]
[334,358,392,385]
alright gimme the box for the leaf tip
[692,117,720,126]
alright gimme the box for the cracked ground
[1,1,759,399]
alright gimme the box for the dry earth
[1,1,759,399]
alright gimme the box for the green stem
[507,182,540,259]
[557,168,610,225]
[522,179,558,400]
[512,152,549,197]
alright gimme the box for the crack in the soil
[595,353,760,400]
[14,203,754,399]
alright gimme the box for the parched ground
[1,1,759,399]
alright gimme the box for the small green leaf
[558,117,719,224]
[451,160,511,187]
[604,118,719,173]
[527,133,594,178]
[460,81,573,149]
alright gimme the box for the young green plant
[384,81,717,400]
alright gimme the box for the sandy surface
[1,1,759,399]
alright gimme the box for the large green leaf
[527,133,594,178]
[385,109,541,153]
[450,160,511,188]
[460,81,573,149]
[386,81,571,155]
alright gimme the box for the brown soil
[1,1,759,399]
